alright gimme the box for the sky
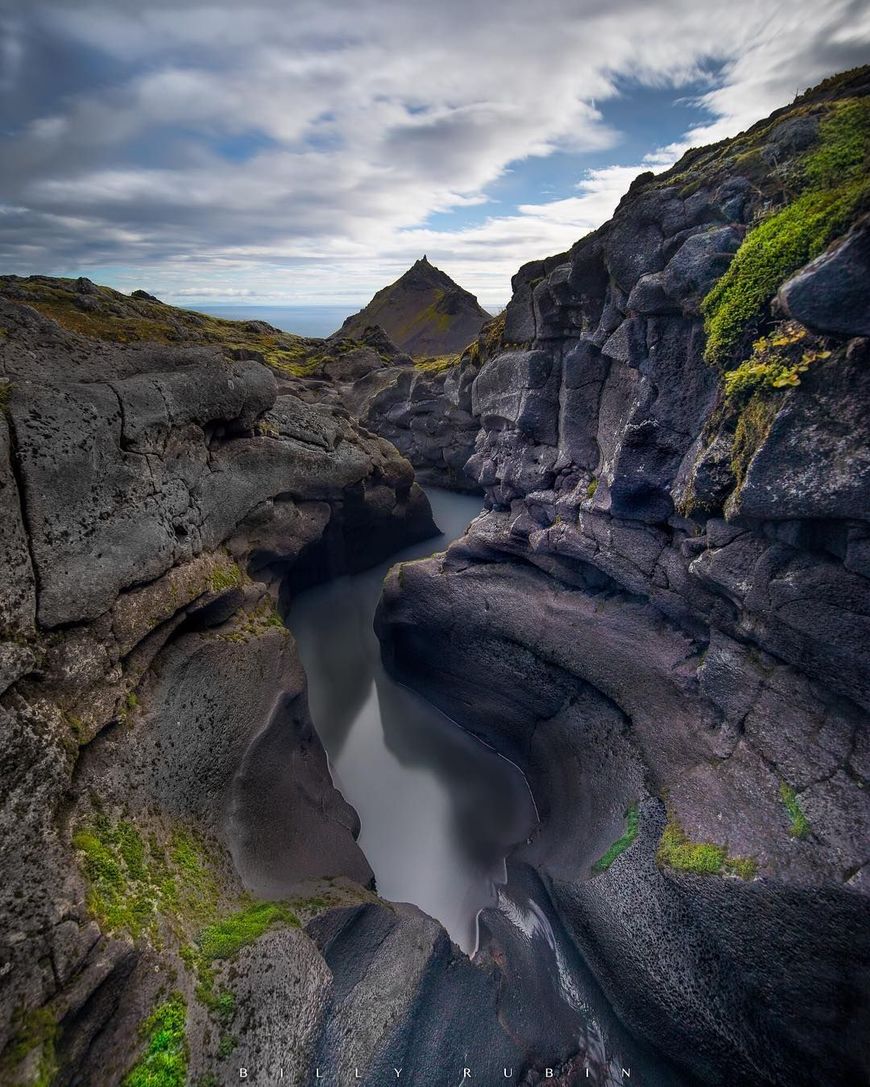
[1,1,868,311]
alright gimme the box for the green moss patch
[591,804,639,874]
[72,814,220,940]
[185,902,300,1021]
[414,353,461,374]
[208,559,244,593]
[657,813,756,879]
[723,322,831,407]
[0,1006,58,1087]
[779,782,811,839]
[213,598,286,643]
[702,97,870,366]
[730,394,777,492]
[124,995,188,1087]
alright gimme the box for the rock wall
[0,298,438,1085]
[376,69,870,1085]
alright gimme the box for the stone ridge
[374,64,870,1087]
[334,256,492,356]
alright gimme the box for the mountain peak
[334,259,491,356]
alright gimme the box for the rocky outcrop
[334,256,491,356]
[0,297,437,1086]
[376,67,870,1086]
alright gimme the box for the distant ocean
[192,305,355,338]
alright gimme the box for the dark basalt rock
[0,298,438,1085]
[373,68,870,1087]
[778,216,870,337]
[334,256,491,356]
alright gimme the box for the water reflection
[289,488,537,951]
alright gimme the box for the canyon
[0,65,868,1087]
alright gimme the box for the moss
[254,418,280,438]
[72,813,220,940]
[702,97,870,366]
[591,804,639,874]
[208,560,243,593]
[804,98,870,188]
[779,782,811,839]
[213,598,286,643]
[187,902,299,1021]
[123,995,187,1087]
[657,813,756,879]
[723,321,832,407]
[586,478,598,499]
[414,353,460,374]
[196,902,299,961]
[0,380,10,414]
[217,1035,237,1059]
[730,394,777,491]
[1,1006,58,1087]
[117,688,140,725]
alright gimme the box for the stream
[289,487,537,952]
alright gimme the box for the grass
[185,902,300,1021]
[414,353,460,374]
[592,804,639,874]
[1,276,332,376]
[0,1007,58,1087]
[72,813,220,940]
[123,995,187,1087]
[702,97,870,366]
[779,782,811,839]
[656,812,757,880]
[586,478,598,499]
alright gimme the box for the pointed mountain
[333,256,491,356]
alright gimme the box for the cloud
[1,0,868,307]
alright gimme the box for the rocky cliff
[0,295,441,1086]
[334,256,491,356]
[376,66,870,1086]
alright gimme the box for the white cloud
[1,0,868,307]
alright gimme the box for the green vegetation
[214,598,286,643]
[414,353,460,374]
[657,813,757,879]
[702,97,870,366]
[0,1006,58,1087]
[217,1035,238,1059]
[123,995,188,1087]
[0,380,10,414]
[466,311,507,365]
[0,276,330,375]
[730,394,777,491]
[208,559,244,593]
[592,804,639,874]
[197,901,299,960]
[72,813,219,940]
[723,322,831,407]
[185,902,300,1021]
[779,782,811,839]
[586,478,599,499]
[117,689,140,725]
